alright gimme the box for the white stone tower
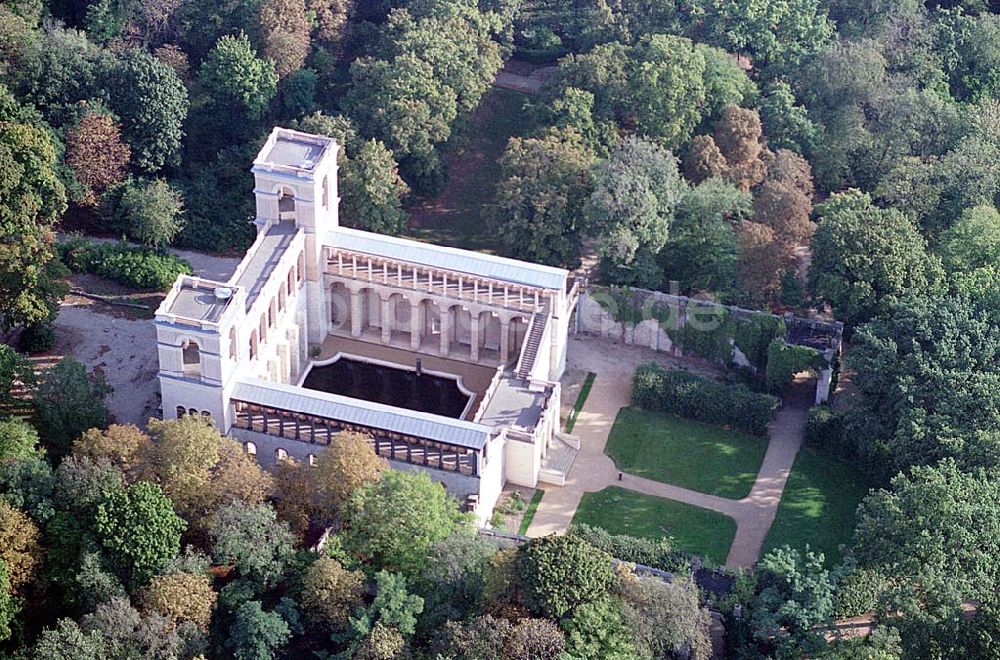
[251,127,340,344]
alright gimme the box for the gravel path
[51,243,240,427]
[528,337,809,569]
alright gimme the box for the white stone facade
[155,128,579,524]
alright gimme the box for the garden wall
[573,286,843,404]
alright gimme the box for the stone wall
[572,287,843,404]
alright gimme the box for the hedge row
[568,524,691,574]
[632,363,780,436]
[58,239,193,291]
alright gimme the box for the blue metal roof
[326,227,569,291]
[232,378,493,450]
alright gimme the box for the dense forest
[4,0,1000,658]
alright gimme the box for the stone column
[380,296,392,344]
[277,344,289,383]
[500,318,511,364]
[410,300,422,350]
[440,307,451,357]
[350,290,362,337]
[470,312,481,362]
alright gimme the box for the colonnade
[327,279,529,365]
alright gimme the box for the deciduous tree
[809,190,943,326]
[0,500,40,592]
[209,501,296,586]
[342,140,410,235]
[140,571,217,630]
[198,33,278,121]
[0,558,17,642]
[300,557,364,629]
[94,481,185,588]
[227,600,292,660]
[660,178,747,295]
[115,177,185,248]
[737,221,790,307]
[517,534,615,619]
[34,358,109,459]
[342,469,471,579]
[259,0,310,78]
[698,0,834,71]
[102,49,188,172]
[73,424,154,482]
[64,110,131,206]
[588,136,685,289]
[0,106,68,330]
[0,418,41,461]
[491,128,595,268]
[853,459,1000,611]
[751,546,835,656]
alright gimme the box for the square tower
[252,128,339,268]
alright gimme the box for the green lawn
[518,489,545,536]
[404,87,535,253]
[574,487,736,564]
[761,446,871,564]
[564,372,596,433]
[605,407,769,499]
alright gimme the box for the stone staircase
[515,309,548,379]
[538,432,580,486]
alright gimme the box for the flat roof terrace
[476,377,547,433]
[160,275,237,324]
[255,127,335,172]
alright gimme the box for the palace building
[154,127,581,523]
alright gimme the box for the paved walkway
[526,372,809,569]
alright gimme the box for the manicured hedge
[568,524,691,574]
[631,363,779,436]
[59,239,193,291]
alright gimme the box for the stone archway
[386,292,411,345]
[329,282,350,332]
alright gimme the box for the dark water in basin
[301,358,470,419]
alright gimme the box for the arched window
[268,299,276,327]
[201,411,212,420]
[296,252,304,282]
[182,339,201,376]
[286,270,294,296]
[278,287,286,312]
[278,188,295,219]
[176,406,186,418]
[249,329,258,359]
[322,175,329,209]
[245,441,257,457]
[275,447,288,461]
[188,408,198,416]
[259,315,267,343]
[229,327,238,360]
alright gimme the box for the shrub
[805,406,844,450]
[18,320,55,353]
[631,363,779,436]
[834,567,890,618]
[58,240,192,290]
[568,524,690,573]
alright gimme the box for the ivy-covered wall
[577,286,843,402]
